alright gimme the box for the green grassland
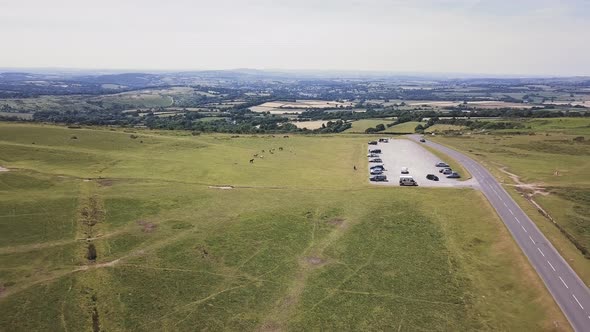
[0,123,568,331]
[344,119,391,133]
[429,118,590,283]
[425,124,467,133]
[383,121,425,134]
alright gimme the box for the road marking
[572,294,584,310]
[521,225,527,233]
[515,217,521,224]
[503,202,508,207]
[547,261,556,271]
[498,196,504,202]
[559,276,569,289]
[509,209,514,216]
[537,248,545,257]
[529,236,535,244]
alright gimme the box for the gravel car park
[368,139,478,188]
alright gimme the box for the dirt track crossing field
[368,138,479,188]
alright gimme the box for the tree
[375,124,385,131]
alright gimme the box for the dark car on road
[420,138,426,142]
[370,169,383,175]
[446,172,461,178]
[368,141,378,145]
[435,162,449,167]
[369,149,381,154]
[369,158,382,163]
[426,174,439,181]
[370,175,387,182]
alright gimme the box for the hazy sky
[1,0,589,75]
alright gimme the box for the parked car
[378,138,389,143]
[447,172,461,178]
[419,138,426,142]
[370,175,387,182]
[442,168,453,175]
[369,149,381,153]
[426,174,439,181]
[401,167,409,174]
[367,153,379,158]
[435,162,449,167]
[439,167,451,173]
[370,169,383,175]
[399,175,418,186]
[368,141,378,145]
[370,164,385,170]
[369,158,382,163]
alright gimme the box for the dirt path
[0,166,8,172]
[497,166,549,197]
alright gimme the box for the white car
[401,167,409,174]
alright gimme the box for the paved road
[408,135,590,332]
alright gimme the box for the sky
[1,0,589,76]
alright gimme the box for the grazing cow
[270,151,274,154]
[260,155,264,159]
[354,165,357,171]
[283,135,289,138]
[262,150,265,153]
[249,159,254,164]
[253,154,259,157]
[278,147,283,151]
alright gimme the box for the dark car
[419,138,426,142]
[439,167,452,173]
[367,153,379,158]
[369,149,381,154]
[435,162,449,167]
[370,164,384,169]
[368,141,378,145]
[378,138,389,143]
[442,168,453,175]
[369,158,383,163]
[370,175,387,182]
[426,174,439,181]
[447,172,461,178]
[370,169,383,175]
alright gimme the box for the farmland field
[290,120,329,129]
[383,121,425,134]
[250,100,354,115]
[425,124,467,133]
[0,123,569,331]
[344,119,392,133]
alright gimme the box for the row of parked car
[368,141,388,182]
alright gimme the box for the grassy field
[383,121,425,134]
[344,119,392,133]
[425,124,467,133]
[0,123,569,331]
[429,118,590,283]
